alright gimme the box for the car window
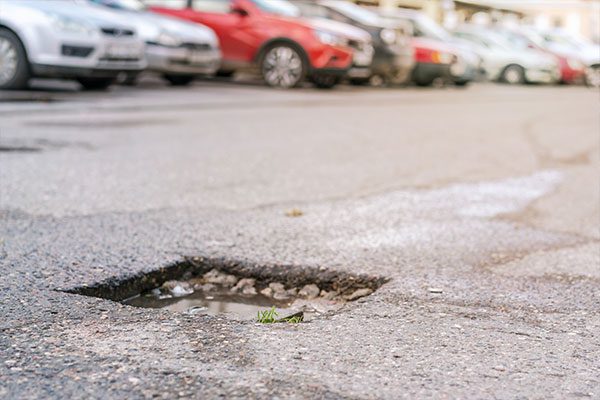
[251,0,299,17]
[325,1,380,26]
[191,0,231,13]
[143,0,187,8]
[96,0,146,11]
[295,2,329,19]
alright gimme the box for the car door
[184,0,256,63]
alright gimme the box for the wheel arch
[255,38,310,69]
[0,23,30,62]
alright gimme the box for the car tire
[501,65,525,84]
[0,28,30,90]
[585,65,600,88]
[215,70,235,78]
[454,80,470,87]
[311,74,340,89]
[349,78,370,86]
[260,43,306,89]
[77,77,114,91]
[121,74,139,86]
[163,74,195,86]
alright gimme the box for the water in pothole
[124,290,292,320]
[117,267,379,322]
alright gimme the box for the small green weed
[257,306,279,323]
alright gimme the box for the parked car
[0,0,146,90]
[147,0,356,89]
[377,9,480,86]
[409,37,456,86]
[494,27,585,85]
[541,29,600,87]
[88,0,221,86]
[453,26,560,84]
[301,17,374,83]
[295,0,414,85]
[537,29,599,87]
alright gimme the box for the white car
[88,0,222,86]
[453,26,560,84]
[0,0,146,90]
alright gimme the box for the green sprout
[285,316,302,324]
[257,306,279,323]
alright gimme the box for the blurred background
[1,0,598,91]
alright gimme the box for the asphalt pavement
[1,79,598,399]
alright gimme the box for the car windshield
[415,15,450,41]
[326,1,380,26]
[251,0,300,17]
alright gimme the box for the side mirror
[231,4,249,16]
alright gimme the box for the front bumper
[146,43,221,75]
[308,44,353,71]
[29,32,146,76]
[526,67,560,84]
[372,44,415,83]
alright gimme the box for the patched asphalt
[1,82,598,399]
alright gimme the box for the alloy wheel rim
[0,37,18,85]
[587,67,600,88]
[505,67,521,84]
[263,46,303,88]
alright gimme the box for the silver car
[453,26,560,84]
[88,0,221,86]
[0,0,146,90]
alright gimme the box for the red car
[149,0,354,88]
[410,37,456,86]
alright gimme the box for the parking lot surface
[1,81,598,399]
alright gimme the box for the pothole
[66,257,388,323]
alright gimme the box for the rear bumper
[412,62,451,84]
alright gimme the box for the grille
[181,42,213,51]
[61,45,94,58]
[101,27,135,37]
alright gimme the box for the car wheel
[311,74,340,89]
[77,77,114,91]
[260,44,305,89]
[349,78,370,86]
[163,74,195,86]
[121,74,139,86]
[585,65,600,88]
[0,28,30,90]
[501,65,525,84]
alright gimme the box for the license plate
[188,50,212,64]
[105,44,139,58]
[354,53,372,66]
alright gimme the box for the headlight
[48,13,95,35]
[566,58,583,70]
[314,30,347,47]
[156,31,182,47]
[380,28,397,45]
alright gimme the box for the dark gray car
[295,0,414,85]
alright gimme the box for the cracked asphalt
[1,80,599,399]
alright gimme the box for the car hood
[16,0,137,31]
[303,17,371,42]
[123,11,218,44]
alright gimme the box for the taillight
[414,47,453,64]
